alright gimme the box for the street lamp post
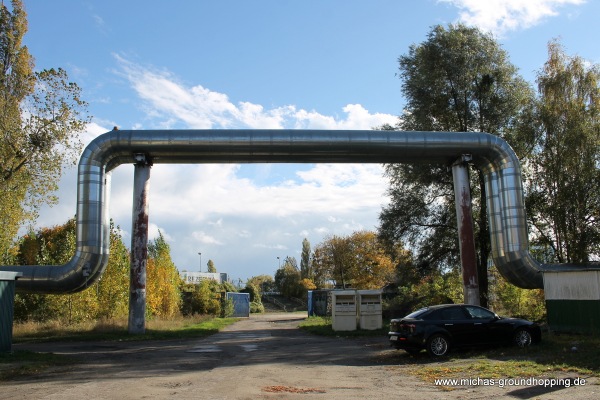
[277,256,280,268]
[198,252,202,272]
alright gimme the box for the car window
[405,308,428,319]
[465,306,496,320]
[422,309,442,320]
[424,307,467,321]
[441,307,468,320]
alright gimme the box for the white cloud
[82,121,109,143]
[141,163,387,222]
[253,243,288,250]
[148,223,174,242]
[92,14,105,28]
[114,55,398,130]
[192,231,224,246]
[441,0,586,35]
[237,230,252,238]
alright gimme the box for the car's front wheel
[513,328,533,348]
[426,334,450,357]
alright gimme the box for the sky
[20,0,599,284]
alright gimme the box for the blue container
[226,292,250,317]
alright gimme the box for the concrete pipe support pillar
[452,155,480,306]
[129,154,152,334]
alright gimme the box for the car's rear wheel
[513,328,532,348]
[426,334,450,357]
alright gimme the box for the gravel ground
[1,312,598,399]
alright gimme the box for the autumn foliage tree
[14,223,189,322]
[95,221,130,319]
[0,1,90,261]
[13,219,130,322]
[146,231,182,318]
[312,231,395,289]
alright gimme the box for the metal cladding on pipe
[1,128,573,292]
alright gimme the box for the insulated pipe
[1,129,568,292]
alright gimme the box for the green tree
[221,280,237,293]
[247,274,274,294]
[241,282,264,313]
[282,255,298,270]
[379,24,534,306]
[300,238,312,279]
[206,259,217,273]
[526,40,600,263]
[95,221,130,319]
[242,282,261,303]
[489,267,546,321]
[191,279,222,316]
[274,264,303,298]
[180,279,234,316]
[0,1,90,261]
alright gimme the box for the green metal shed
[544,269,600,334]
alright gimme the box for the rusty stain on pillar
[452,155,480,306]
[129,153,152,334]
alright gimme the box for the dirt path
[1,312,598,399]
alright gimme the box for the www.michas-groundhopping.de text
[434,376,586,389]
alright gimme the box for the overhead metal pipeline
[3,128,582,292]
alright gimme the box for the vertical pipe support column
[129,153,152,334]
[452,155,480,306]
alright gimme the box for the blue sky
[21,0,598,283]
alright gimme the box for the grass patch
[12,315,238,343]
[0,350,73,381]
[298,315,389,337]
[410,358,593,385]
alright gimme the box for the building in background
[180,271,229,285]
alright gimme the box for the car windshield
[404,308,428,319]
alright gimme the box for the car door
[431,306,474,345]
[464,306,506,344]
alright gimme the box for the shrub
[250,301,265,314]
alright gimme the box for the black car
[388,304,541,357]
